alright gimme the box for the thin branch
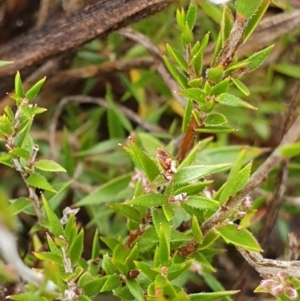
[0,225,56,290]
[0,0,171,77]
[237,247,300,278]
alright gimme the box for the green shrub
[1,1,300,301]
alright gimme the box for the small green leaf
[64,214,77,245]
[221,6,234,45]
[231,162,252,196]
[15,120,33,149]
[91,229,99,260]
[247,45,274,72]
[25,77,46,100]
[178,141,205,169]
[26,173,57,192]
[80,276,105,296]
[210,78,230,96]
[216,149,248,204]
[33,252,62,265]
[163,204,174,221]
[34,159,66,172]
[204,113,227,127]
[217,93,256,110]
[166,44,188,72]
[9,147,29,160]
[173,164,231,184]
[176,8,185,31]
[68,228,84,265]
[167,261,193,280]
[158,224,170,265]
[124,138,160,182]
[196,126,235,134]
[236,0,262,18]
[4,106,15,121]
[126,194,168,207]
[182,23,193,45]
[31,106,47,115]
[0,61,13,68]
[125,244,138,270]
[0,115,13,136]
[193,252,215,272]
[46,233,61,255]
[192,215,203,243]
[109,203,141,223]
[244,0,271,42]
[182,98,193,133]
[231,77,250,96]
[206,65,224,83]
[152,209,170,265]
[186,196,219,211]
[9,293,47,301]
[102,254,119,275]
[199,233,219,251]
[14,71,24,98]
[48,181,72,211]
[0,152,13,167]
[77,173,131,206]
[42,195,64,237]
[20,105,32,120]
[126,279,144,301]
[134,261,159,281]
[188,78,203,88]
[181,88,206,104]
[215,224,261,252]
[100,274,121,292]
[62,128,75,176]
[9,197,32,215]
[281,142,300,158]
[272,63,300,79]
[189,290,239,301]
[186,2,197,31]
[174,181,213,196]
[163,56,188,89]
[198,2,222,23]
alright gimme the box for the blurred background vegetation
[0,0,300,300]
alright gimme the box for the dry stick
[0,0,171,77]
[237,247,300,278]
[0,224,56,290]
[201,115,300,237]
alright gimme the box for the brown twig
[0,0,171,77]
